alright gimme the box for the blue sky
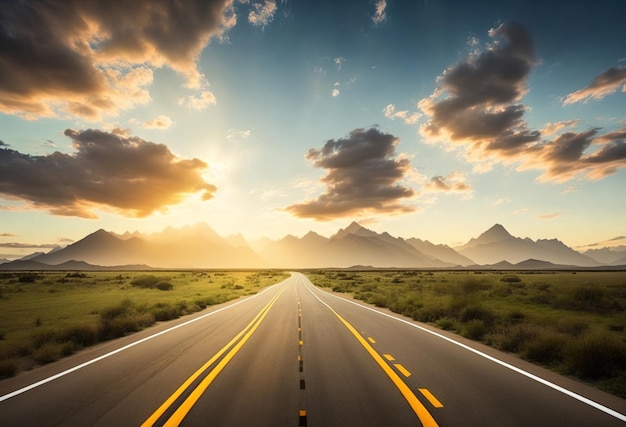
[1,0,625,259]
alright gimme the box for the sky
[1,0,625,260]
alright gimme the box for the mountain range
[1,222,624,270]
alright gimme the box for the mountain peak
[332,221,377,240]
[478,224,513,243]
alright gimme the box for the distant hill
[456,224,600,266]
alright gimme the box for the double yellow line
[141,286,287,427]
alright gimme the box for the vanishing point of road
[1,273,625,426]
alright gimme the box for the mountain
[34,229,148,266]
[0,259,152,271]
[406,238,474,266]
[260,222,451,268]
[225,234,249,248]
[31,224,267,269]
[456,224,600,266]
[260,232,330,268]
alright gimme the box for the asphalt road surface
[1,272,625,426]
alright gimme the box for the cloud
[372,0,388,25]
[0,0,235,120]
[284,127,416,220]
[178,90,218,110]
[0,129,217,218]
[141,115,174,130]
[0,242,59,249]
[335,57,346,70]
[419,22,538,156]
[423,172,473,196]
[419,22,626,182]
[541,120,579,136]
[383,104,422,124]
[537,213,561,220]
[526,128,626,182]
[332,88,341,97]
[490,197,511,206]
[248,0,277,28]
[563,66,626,105]
[0,233,16,237]
[227,129,252,140]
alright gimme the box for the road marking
[0,283,283,404]
[142,286,288,427]
[394,363,412,378]
[306,287,439,427]
[383,353,396,361]
[367,336,376,344]
[419,388,444,408]
[299,409,308,426]
[302,276,626,423]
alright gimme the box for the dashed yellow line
[383,353,396,361]
[394,363,412,378]
[419,388,444,408]
[367,336,376,344]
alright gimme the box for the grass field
[306,270,626,398]
[0,270,288,378]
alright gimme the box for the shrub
[156,281,174,291]
[32,342,62,364]
[130,275,161,289]
[59,324,99,347]
[436,317,458,331]
[565,333,626,379]
[0,358,18,378]
[150,303,180,321]
[501,275,522,283]
[523,332,567,365]
[497,324,540,353]
[462,319,487,340]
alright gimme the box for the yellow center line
[419,388,444,408]
[394,363,412,378]
[141,286,287,427]
[318,302,438,427]
[367,337,376,344]
[383,353,396,361]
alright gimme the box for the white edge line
[0,283,279,403]
[301,275,626,423]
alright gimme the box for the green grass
[0,270,287,376]
[305,270,626,398]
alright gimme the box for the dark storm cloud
[0,0,235,119]
[564,66,626,104]
[284,127,415,220]
[0,129,217,218]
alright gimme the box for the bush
[59,324,99,347]
[496,324,540,353]
[462,319,487,340]
[130,275,161,289]
[523,332,567,365]
[0,358,18,378]
[156,281,174,291]
[501,275,522,283]
[32,342,62,364]
[565,333,626,379]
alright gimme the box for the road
[1,272,624,426]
